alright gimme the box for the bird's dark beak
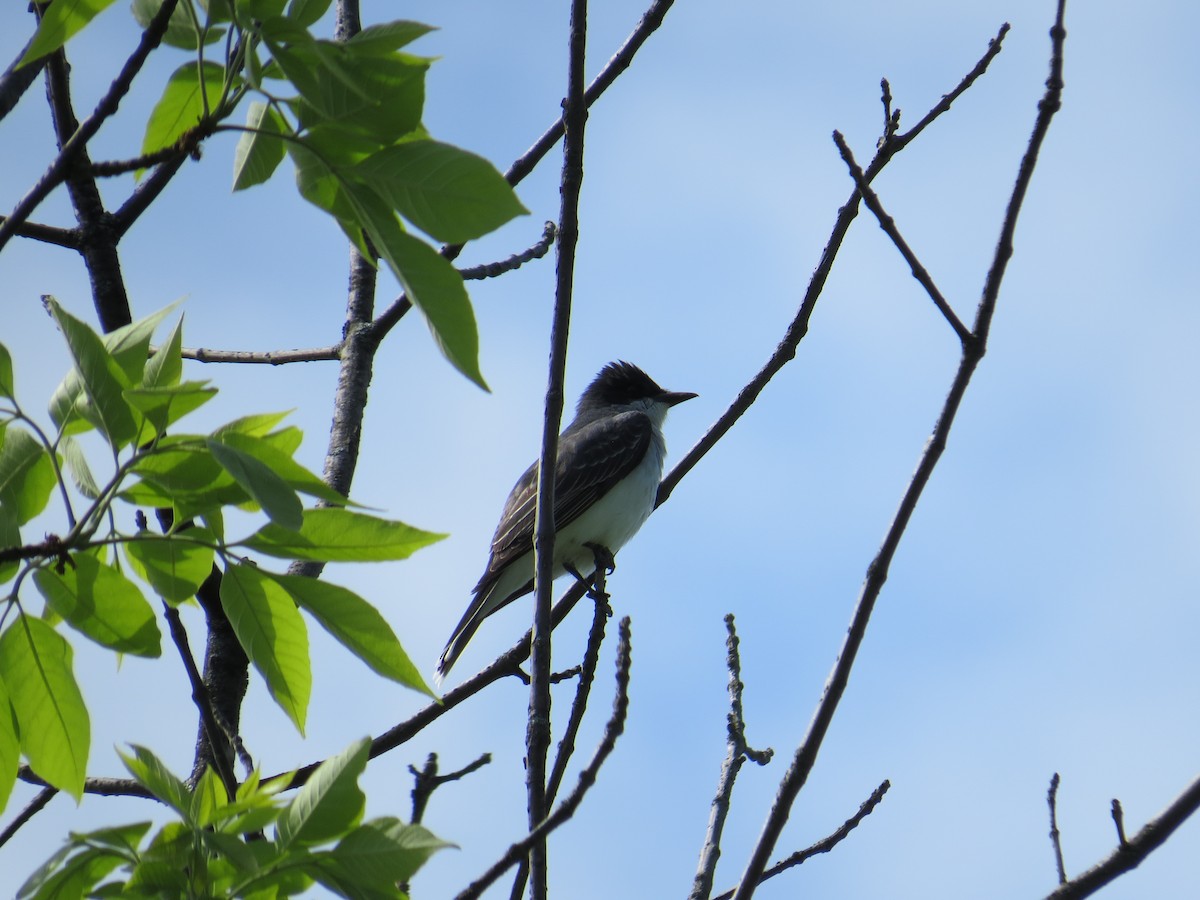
[661,390,698,407]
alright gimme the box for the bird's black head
[577,361,696,414]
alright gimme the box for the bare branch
[181,344,343,365]
[460,221,557,281]
[0,33,47,123]
[1049,772,1068,884]
[408,752,493,825]
[692,615,773,900]
[833,131,973,345]
[0,0,181,254]
[526,3,591,894]
[1111,798,1127,847]
[711,780,891,900]
[0,787,57,850]
[1045,774,1200,900]
[729,11,1065,897]
[457,618,633,900]
[657,24,1011,510]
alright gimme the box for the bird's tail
[434,597,489,686]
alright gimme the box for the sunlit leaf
[19,0,118,68]
[241,508,445,562]
[0,342,14,399]
[0,618,89,800]
[354,140,527,243]
[207,437,304,530]
[33,554,162,657]
[0,675,18,811]
[124,382,217,434]
[266,573,432,696]
[276,737,368,849]
[0,428,56,525]
[142,61,228,158]
[232,101,288,191]
[124,528,215,604]
[219,563,310,733]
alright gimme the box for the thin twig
[711,780,891,900]
[833,132,973,345]
[0,0,181,253]
[1045,773,1200,900]
[162,603,239,797]
[511,562,612,900]
[457,618,633,900]
[657,23,1011,510]
[1111,799,1127,847]
[692,615,773,900]
[460,221,557,281]
[0,786,57,849]
[729,11,1064,898]
[1049,773,1068,884]
[408,752,493,825]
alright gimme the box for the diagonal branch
[1045,773,1200,899]
[833,132,973,345]
[729,7,1067,898]
[456,618,634,900]
[657,23,1011,510]
[0,0,180,253]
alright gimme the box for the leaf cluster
[20,0,528,389]
[18,739,451,899]
[0,305,443,808]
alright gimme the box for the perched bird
[436,361,697,681]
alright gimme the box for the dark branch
[181,344,343,365]
[457,618,633,900]
[1049,773,1068,884]
[729,13,1062,898]
[460,221,557,281]
[711,780,891,900]
[0,787,57,850]
[833,131,973,346]
[1045,774,1200,900]
[408,752,493,825]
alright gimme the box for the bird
[436,361,697,682]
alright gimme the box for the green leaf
[0,618,90,800]
[190,765,229,827]
[346,21,436,55]
[19,0,118,68]
[0,675,19,811]
[344,187,487,388]
[48,301,178,434]
[143,315,184,389]
[220,563,310,733]
[131,0,225,50]
[16,846,123,900]
[124,821,193,892]
[124,529,215,604]
[233,101,288,191]
[59,435,101,500]
[276,737,369,849]
[0,505,18,585]
[286,0,332,27]
[266,573,432,696]
[328,818,452,886]
[241,508,445,562]
[216,431,358,507]
[119,745,192,819]
[124,381,217,434]
[46,299,138,449]
[33,554,162,657]
[0,342,14,399]
[0,427,57,525]
[214,410,292,438]
[354,140,527,243]
[207,437,304,530]
[142,61,228,157]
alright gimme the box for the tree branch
[711,780,890,900]
[1045,773,1200,900]
[0,787,57,850]
[456,618,633,900]
[729,9,1066,897]
[0,0,180,253]
[1049,772,1067,884]
[691,615,773,900]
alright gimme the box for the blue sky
[2,1,1199,898]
